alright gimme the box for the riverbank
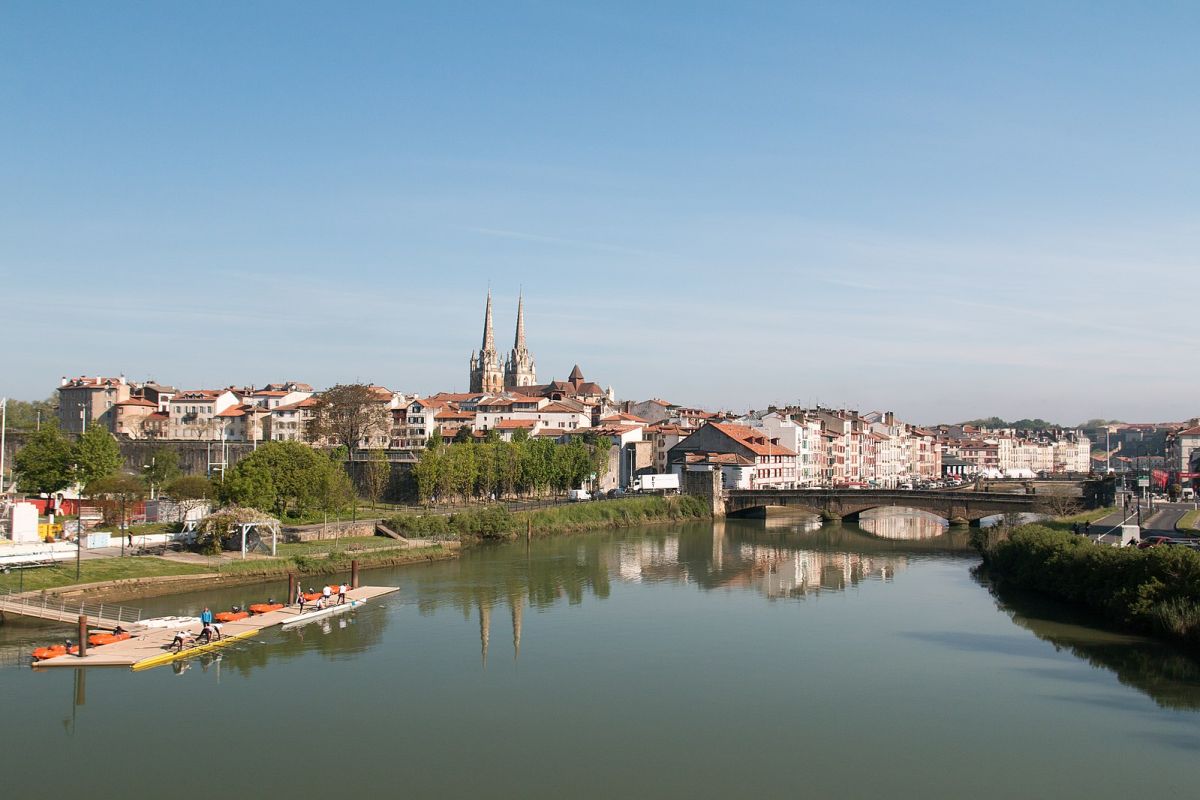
[383,495,712,541]
[0,542,456,603]
[975,522,1200,649]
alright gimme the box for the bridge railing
[0,588,143,626]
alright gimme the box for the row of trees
[411,432,609,503]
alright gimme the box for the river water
[3,511,1200,798]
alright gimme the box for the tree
[165,475,214,522]
[86,474,146,535]
[72,426,123,487]
[217,441,339,518]
[13,425,73,493]
[1037,488,1081,518]
[453,426,473,444]
[3,397,58,431]
[362,450,391,508]
[315,458,356,538]
[142,446,181,498]
[304,383,391,456]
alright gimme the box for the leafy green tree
[3,397,58,431]
[72,426,124,487]
[362,449,391,508]
[453,426,473,444]
[316,458,355,518]
[142,446,181,497]
[428,428,444,450]
[165,475,215,522]
[13,425,74,493]
[217,441,334,518]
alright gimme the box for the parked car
[1137,536,1180,549]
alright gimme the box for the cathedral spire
[481,289,496,352]
[514,291,526,351]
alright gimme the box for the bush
[981,524,1200,646]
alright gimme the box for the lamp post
[0,397,7,496]
[74,463,82,580]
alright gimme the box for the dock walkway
[0,588,143,628]
[32,585,398,670]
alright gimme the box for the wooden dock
[32,586,398,671]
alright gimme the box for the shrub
[981,524,1200,646]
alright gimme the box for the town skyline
[5,3,1199,422]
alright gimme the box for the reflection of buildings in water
[762,514,823,533]
[618,537,679,582]
[858,508,948,540]
[730,544,903,599]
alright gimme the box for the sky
[3,1,1198,425]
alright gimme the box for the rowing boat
[280,598,366,627]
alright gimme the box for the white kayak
[281,598,366,627]
[139,615,201,629]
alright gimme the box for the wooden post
[77,615,88,657]
[351,559,359,589]
[526,518,532,542]
[288,573,296,604]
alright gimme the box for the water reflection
[982,572,1200,711]
[857,507,949,540]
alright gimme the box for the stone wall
[681,468,724,517]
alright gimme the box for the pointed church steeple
[504,291,537,389]
[470,290,504,393]
[514,292,526,350]
[482,289,496,352]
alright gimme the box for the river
[2,511,1199,798]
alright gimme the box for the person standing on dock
[322,585,332,605]
[337,584,346,605]
[295,583,304,607]
[200,607,213,628]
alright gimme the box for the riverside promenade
[32,585,398,670]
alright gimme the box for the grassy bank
[384,495,711,541]
[0,542,452,594]
[977,523,1200,648]
[1178,510,1200,534]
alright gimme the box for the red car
[1137,535,1179,549]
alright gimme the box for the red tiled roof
[116,398,157,408]
[709,423,797,457]
[497,419,537,429]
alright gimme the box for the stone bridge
[723,488,1040,525]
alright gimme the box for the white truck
[631,474,680,494]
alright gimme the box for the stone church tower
[469,290,504,393]
[504,293,537,389]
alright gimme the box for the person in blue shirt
[200,607,213,627]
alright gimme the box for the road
[1141,502,1199,537]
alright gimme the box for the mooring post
[351,559,360,589]
[77,614,88,657]
[287,573,296,604]
[526,519,532,542]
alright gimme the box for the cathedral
[469,290,537,393]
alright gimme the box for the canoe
[280,598,365,628]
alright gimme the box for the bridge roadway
[723,488,1040,524]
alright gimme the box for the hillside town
[20,293,1130,498]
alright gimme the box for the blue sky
[3,2,1198,424]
